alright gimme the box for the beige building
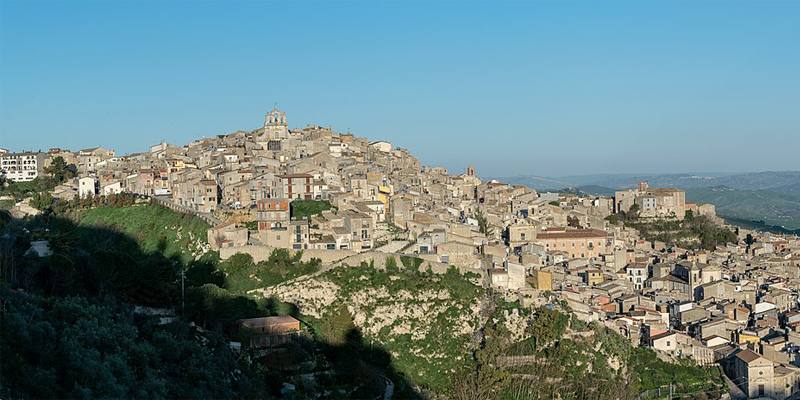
[276,173,315,200]
[732,349,774,398]
[256,198,290,230]
[614,182,686,220]
[77,147,115,174]
[535,228,607,259]
[527,269,553,290]
[262,108,289,140]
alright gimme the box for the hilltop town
[3,109,800,399]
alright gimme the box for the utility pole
[180,264,185,316]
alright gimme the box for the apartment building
[1,152,47,182]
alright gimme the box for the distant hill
[685,186,800,231]
[489,175,574,189]
[494,171,800,232]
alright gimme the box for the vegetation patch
[607,208,737,250]
[290,199,333,220]
[79,204,211,263]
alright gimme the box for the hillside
[252,259,723,399]
[254,259,484,396]
[1,204,726,399]
[79,204,211,263]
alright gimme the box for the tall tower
[264,108,289,140]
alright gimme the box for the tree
[745,233,756,247]
[449,317,512,400]
[44,156,75,184]
[527,307,568,349]
[30,192,54,210]
[473,210,494,237]
[627,203,640,220]
[319,303,357,346]
[0,288,253,399]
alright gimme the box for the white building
[102,181,123,195]
[78,177,98,198]
[1,152,46,182]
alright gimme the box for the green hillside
[79,204,211,263]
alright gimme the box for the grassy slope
[0,199,14,210]
[79,205,210,264]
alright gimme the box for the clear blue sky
[1,0,798,177]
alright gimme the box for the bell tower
[264,108,289,140]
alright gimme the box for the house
[527,269,553,291]
[650,331,678,353]
[102,181,123,195]
[77,147,115,173]
[208,222,248,250]
[341,210,374,251]
[276,173,315,200]
[238,316,300,348]
[257,198,290,230]
[78,176,98,198]
[436,241,478,269]
[625,262,648,290]
[260,220,310,250]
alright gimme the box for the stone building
[534,228,608,259]
[263,108,289,140]
[614,181,686,220]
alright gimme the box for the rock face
[254,276,340,319]
[252,261,484,392]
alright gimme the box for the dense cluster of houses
[6,109,800,398]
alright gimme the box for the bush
[290,200,333,220]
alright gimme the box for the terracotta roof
[734,349,762,364]
[650,331,676,341]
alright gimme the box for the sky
[1,0,798,177]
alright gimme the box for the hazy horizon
[2,1,798,177]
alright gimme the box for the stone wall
[219,245,483,276]
[219,245,356,264]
